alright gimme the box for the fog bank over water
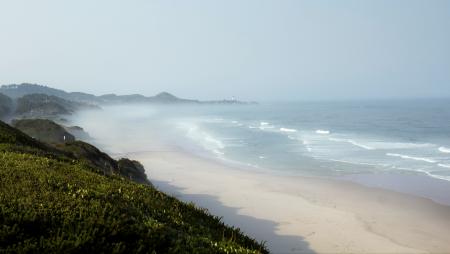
[69,105,169,154]
[70,100,450,183]
[68,101,450,206]
[1,0,450,100]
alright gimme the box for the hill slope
[0,120,267,253]
[0,83,97,103]
[12,119,75,144]
[1,83,252,105]
[15,93,98,119]
[0,93,13,119]
[9,118,152,185]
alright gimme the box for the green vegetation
[117,158,150,185]
[0,120,54,151]
[10,118,150,185]
[0,120,268,253]
[1,83,253,105]
[0,83,72,99]
[64,126,91,141]
[14,93,97,118]
[55,140,151,185]
[0,85,100,120]
[12,119,75,144]
[0,93,13,119]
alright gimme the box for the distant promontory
[0,83,256,106]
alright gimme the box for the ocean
[141,99,450,182]
[71,99,450,203]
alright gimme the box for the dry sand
[130,149,450,254]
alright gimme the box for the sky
[0,0,449,101]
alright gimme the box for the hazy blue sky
[1,0,449,100]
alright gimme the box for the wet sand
[130,149,450,254]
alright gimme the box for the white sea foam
[386,153,436,164]
[439,146,450,153]
[182,123,226,158]
[213,149,225,156]
[259,156,265,159]
[259,125,275,130]
[368,142,434,150]
[316,129,330,135]
[395,166,450,181]
[203,134,225,149]
[248,122,276,131]
[246,163,260,168]
[438,163,450,169]
[430,174,450,182]
[299,140,313,151]
[280,128,297,133]
[328,159,380,167]
[329,138,374,150]
[287,135,297,140]
[231,120,244,127]
[348,140,374,150]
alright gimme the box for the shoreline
[339,172,450,207]
[130,148,450,254]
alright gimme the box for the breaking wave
[280,128,297,133]
[386,153,436,164]
[328,137,374,150]
[439,147,450,154]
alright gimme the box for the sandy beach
[130,149,450,254]
[4,1,450,253]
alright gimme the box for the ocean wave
[369,142,434,150]
[348,141,374,150]
[418,169,450,182]
[388,165,450,182]
[246,163,260,168]
[438,163,450,169]
[329,138,374,150]
[280,128,297,133]
[316,129,330,135]
[213,149,225,156]
[439,147,450,153]
[300,140,313,151]
[248,121,278,131]
[386,153,436,164]
[429,174,450,182]
[203,135,225,149]
[260,125,275,130]
[182,123,226,157]
[328,159,381,167]
[231,120,244,127]
[251,122,275,130]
